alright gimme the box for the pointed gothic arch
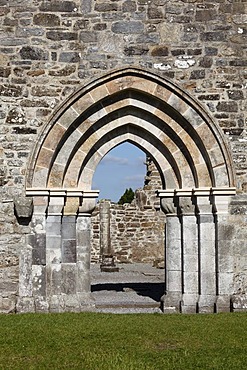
[27,67,235,192]
[23,68,237,314]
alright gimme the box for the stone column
[213,193,233,312]
[17,195,48,313]
[100,200,119,272]
[76,197,98,310]
[46,195,64,312]
[178,195,198,314]
[196,194,216,313]
[160,197,182,313]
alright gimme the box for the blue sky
[92,142,146,202]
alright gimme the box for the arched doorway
[21,67,236,313]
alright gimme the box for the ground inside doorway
[91,263,164,313]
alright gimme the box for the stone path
[90,263,164,313]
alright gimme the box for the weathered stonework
[0,0,246,313]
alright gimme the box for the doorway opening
[91,143,165,312]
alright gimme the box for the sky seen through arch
[92,142,146,203]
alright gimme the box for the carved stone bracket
[14,196,33,219]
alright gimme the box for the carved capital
[78,198,97,215]
[160,198,177,215]
[178,197,195,215]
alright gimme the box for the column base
[48,293,96,313]
[16,297,35,313]
[100,255,119,272]
[180,294,198,314]
[197,295,216,313]
[161,292,181,313]
[216,295,231,313]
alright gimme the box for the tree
[118,188,135,205]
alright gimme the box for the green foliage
[118,188,135,205]
[0,312,247,369]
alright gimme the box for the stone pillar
[160,197,182,313]
[17,195,48,313]
[76,211,94,309]
[196,195,216,313]
[158,187,236,314]
[178,196,198,314]
[75,197,98,310]
[24,188,99,312]
[100,200,119,272]
[214,194,233,312]
[46,195,64,312]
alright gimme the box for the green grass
[0,312,246,370]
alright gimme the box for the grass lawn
[0,312,246,369]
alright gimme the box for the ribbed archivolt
[29,68,235,190]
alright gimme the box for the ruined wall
[91,197,165,264]
[91,157,165,264]
[0,0,246,312]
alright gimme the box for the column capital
[157,187,236,198]
[160,197,177,215]
[26,188,99,215]
[178,197,195,216]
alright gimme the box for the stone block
[33,13,60,27]
[46,238,62,264]
[19,246,33,298]
[79,31,97,42]
[32,240,46,265]
[216,101,238,113]
[16,297,35,313]
[81,0,92,14]
[32,265,46,298]
[231,295,247,312]
[40,1,77,12]
[184,272,198,294]
[0,296,16,313]
[59,52,80,63]
[46,219,61,236]
[13,196,33,218]
[227,90,244,100]
[0,84,22,97]
[49,264,62,296]
[95,3,118,12]
[61,264,76,294]
[0,66,11,77]
[200,272,216,296]
[123,1,136,13]
[218,273,233,295]
[151,46,168,56]
[216,295,231,313]
[76,267,90,293]
[201,32,226,42]
[62,239,76,263]
[168,271,182,292]
[124,46,149,56]
[190,69,205,79]
[20,46,48,60]
[46,31,77,41]
[111,21,144,34]
[197,295,216,314]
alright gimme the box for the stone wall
[91,157,165,264]
[91,196,165,264]
[0,0,246,312]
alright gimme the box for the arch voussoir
[28,68,235,191]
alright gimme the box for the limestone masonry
[0,0,246,313]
